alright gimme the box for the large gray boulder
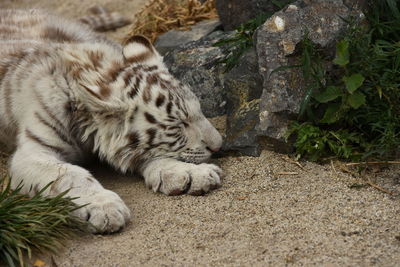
[162,28,264,155]
[223,48,263,156]
[215,0,282,30]
[155,19,221,55]
[255,0,363,145]
[163,31,231,118]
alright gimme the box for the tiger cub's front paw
[73,189,131,233]
[146,162,223,196]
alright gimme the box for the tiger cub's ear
[122,35,161,65]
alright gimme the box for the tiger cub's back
[0,9,103,151]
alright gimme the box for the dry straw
[129,0,218,43]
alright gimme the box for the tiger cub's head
[72,35,222,172]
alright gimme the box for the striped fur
[0,9,223,233]
[79,6,131,32]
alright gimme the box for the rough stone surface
[223,48,263,156]
[343,0,369,11]
[155,19,221,55]
[216,0,281,30]
[164,31,231,118]
[256,0,363,144]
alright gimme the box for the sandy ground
[1,0,400,266]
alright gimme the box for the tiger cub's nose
[207,146,221,153]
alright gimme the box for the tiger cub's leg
[142,158,223,196]
[9,130,131,233]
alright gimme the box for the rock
[162,28,264,155]
[163,0,364,155]
[163,31,232,118]
[215,0,282,30]
[223,48,263,156]
[343,0,369,11]
[155,19,221,55]
[255,0,364,147]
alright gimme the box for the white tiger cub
[0,9,223,233]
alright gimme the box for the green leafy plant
[287,0,400,161]
[0,179,86,267]
[311,39,367,124]
[286,122,362,161]
[214,0,295,71]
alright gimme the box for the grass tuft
[214,12,273,72]
[0,178,87,267]
[213,0,295,72]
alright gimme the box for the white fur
[123,43,149,58]
[143,159,223,195]
[0,9,223,233]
